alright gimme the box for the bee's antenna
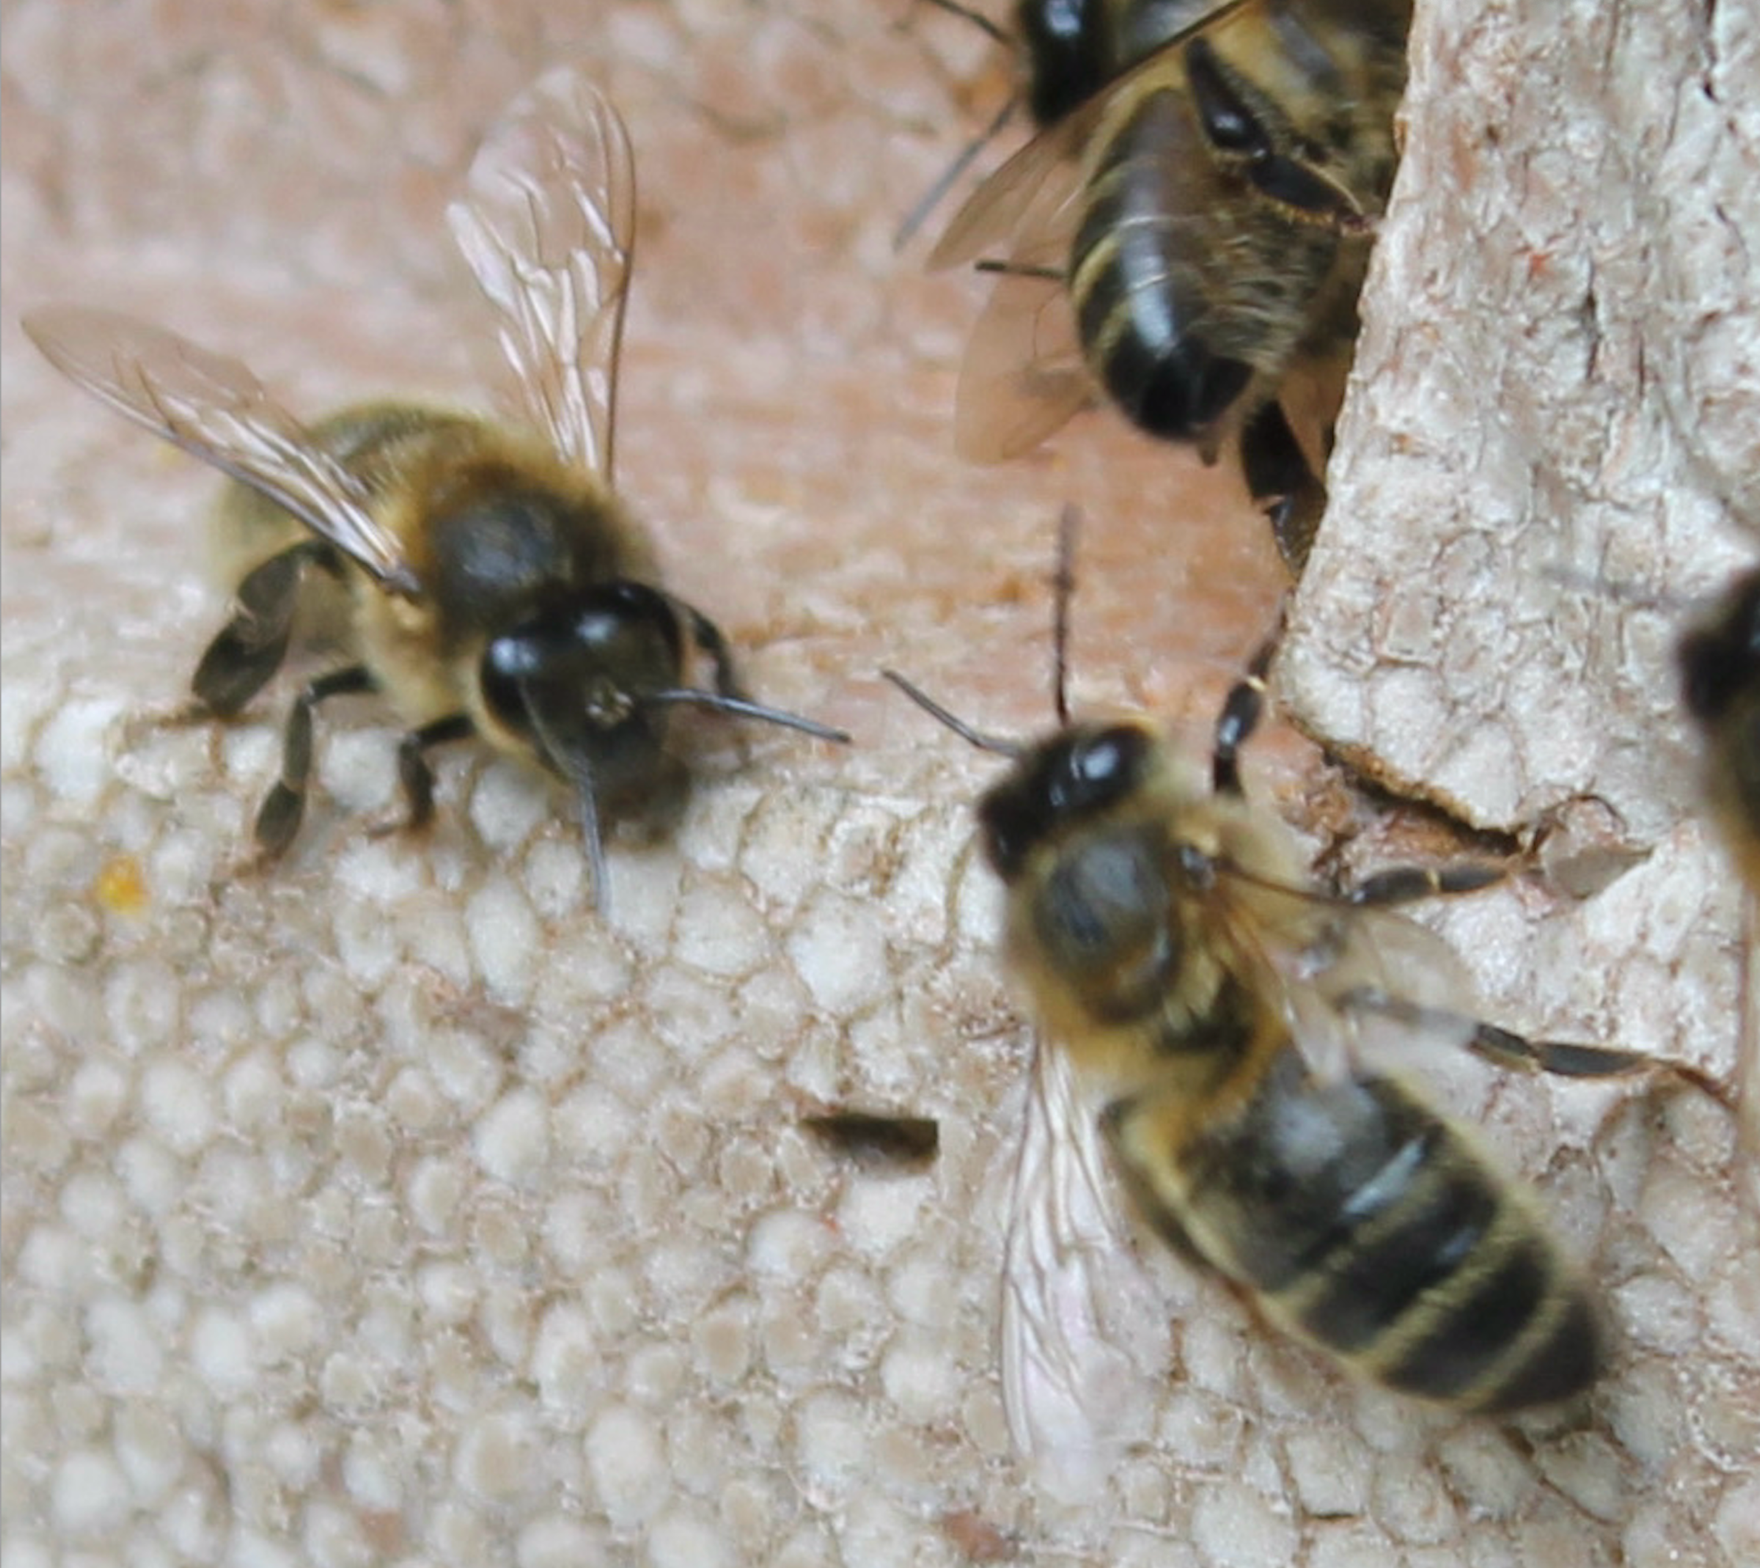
[1541,560,1682,614]
[522,683,613,913]
[1052,502,1079,726]
[881,670,1022,757]
[894,92,1019,252]
[913,0,1010,47]
[642,689,850,744]
[891,1,1020,252]
[574,771,611,917]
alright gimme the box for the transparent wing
[952,244,1094,462]
[1206,864,1480,1083]
[929,86,1104,462]
[927,105,1092,273]
[22,305,418,595]
[448,66,636,481]
[1000,1036,1162,1498]
[927,0,1253,270]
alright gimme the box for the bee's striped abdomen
[1069,88,1253,440]
[1109,1051,1602,1411]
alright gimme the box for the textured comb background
[3,2,1755,1565]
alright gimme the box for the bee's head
[979,721,1157,882]
[481,580,683,805]
[1680,568,1760,724]
[482,581,848,909]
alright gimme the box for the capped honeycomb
[3,2,1755,1565]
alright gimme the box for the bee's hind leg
[1345,988,1734,1112]
[1348,864,1505,908]
[1341,864,1734,1110]
[193,540,340,717]
[254,664,374,857]
[1462,1018,1732,1108]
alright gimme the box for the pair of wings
[926,0,1262,463]
[23,66,634,601]
[998,863,1475,1480]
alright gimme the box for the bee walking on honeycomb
[25,67,847,909]
[887,505,1735,1477]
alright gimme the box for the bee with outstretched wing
[886,511,1731,1472]
[923,0,1412,574]
[25,68,846,908]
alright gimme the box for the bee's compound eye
[1072,731,1128,784]
[482,630,545,732]
[979,724,1154,881]
[603,580,657,612]
[1035,0,1086,42]
[485,633,541,682]
[1061,725,1150,810]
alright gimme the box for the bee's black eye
[1019,0,1106,124]
[481,629,545,733]
[478,586,681,739]
[1065,729,1135,792]
[980,724,1153,880]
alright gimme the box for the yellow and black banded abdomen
[1105,1050,1601,1411]
[1068,83,1340,443]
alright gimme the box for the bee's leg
[1463,1021,1729,1093]
[390,714,476,832]
[1347,864,1505,908]
[972,258,1062,281]
[1240,402,1326,579]
[677,603,745,700]
[254,664,374,857]
[1344,989,1734,1110]
[1187,40,1371,234]
[1211,640,1278,798]
[193,541,340,717]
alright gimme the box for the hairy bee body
[978,713,1603,1414]
[1106,1006,1599,1411]
[933,0,1412,569]
[1067,3,1405,442]
[25,71,844,899]
[210,404,661,788]
[1680,566,1760,893]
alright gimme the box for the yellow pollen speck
[93,854,149,917]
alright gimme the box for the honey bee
[1679,563,1760,1151]
[886,514,1725,1469]
[23,69,847,907]
[1680,566,1760,894]
[927,0,1412,572]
